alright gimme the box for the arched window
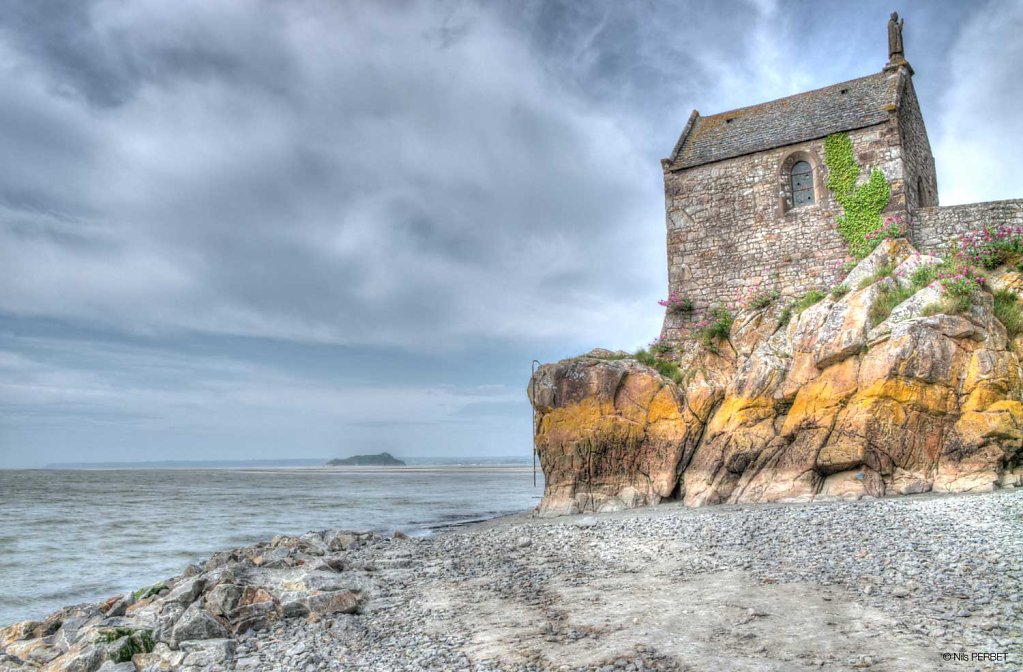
[778,152,819,214]
[790,161,814,207]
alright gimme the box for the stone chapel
[659,13,1023,342]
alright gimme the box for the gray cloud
[0,0,1019,466]
[4,1,1006,352]
[0,0,665,350]
[0,334,526,468]
[932,0,1023,204]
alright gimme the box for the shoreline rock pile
[529,239,1023,515]
[0,530,377,672]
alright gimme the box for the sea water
[0,466,543,625]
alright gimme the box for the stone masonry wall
[911,200,1023,255]
[895,75,938,209]
[660,121,909,342]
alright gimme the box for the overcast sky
[1,0,1020,468]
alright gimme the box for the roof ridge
[667,69,901,169]
[668,110,701,166]
[698,70,893,122]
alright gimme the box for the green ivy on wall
[824,132,891,258]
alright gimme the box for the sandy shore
[2,490,1020,672]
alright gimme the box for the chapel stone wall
[895,77,939,210]
[660,122,908,342]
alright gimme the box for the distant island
[37,455,527,470]
[326,452,406,466]
[44,458,326,470]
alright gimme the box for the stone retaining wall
[910,199,1023,254]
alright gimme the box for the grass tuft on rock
[780,289,828,327]
[795,290,827,314]
[909,263,939,290]
[633,349,684,384]
[633,348,656,366]
[868,282,915,327]
[778,305,793,326]
[857,262,895,289]
[651,340,674,356]
[994,289,1023,339]
[921,295,972,318]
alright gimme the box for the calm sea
[0,466,543,625]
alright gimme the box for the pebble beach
[2,489,1021,672]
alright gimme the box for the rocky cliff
[529,239,1023,516]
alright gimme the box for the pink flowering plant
[833,255,858,275]
[955,225,1023,270]
[658,292,693,314]
[938,264,985,298]
[692,306,734,353]
[908,256,940,288]
[856,215,905,258]
[731,280,779,312]
[917,263,986,317]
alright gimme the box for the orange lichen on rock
[530,240,1023,515]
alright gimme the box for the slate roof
[669,70,903,169]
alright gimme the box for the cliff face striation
[529,240,1023,516]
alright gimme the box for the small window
[791,161,814,207]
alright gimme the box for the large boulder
[530,239,1023,514]
[528,357,704,516]
[166,607,228,648]
[842,238,913,289]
